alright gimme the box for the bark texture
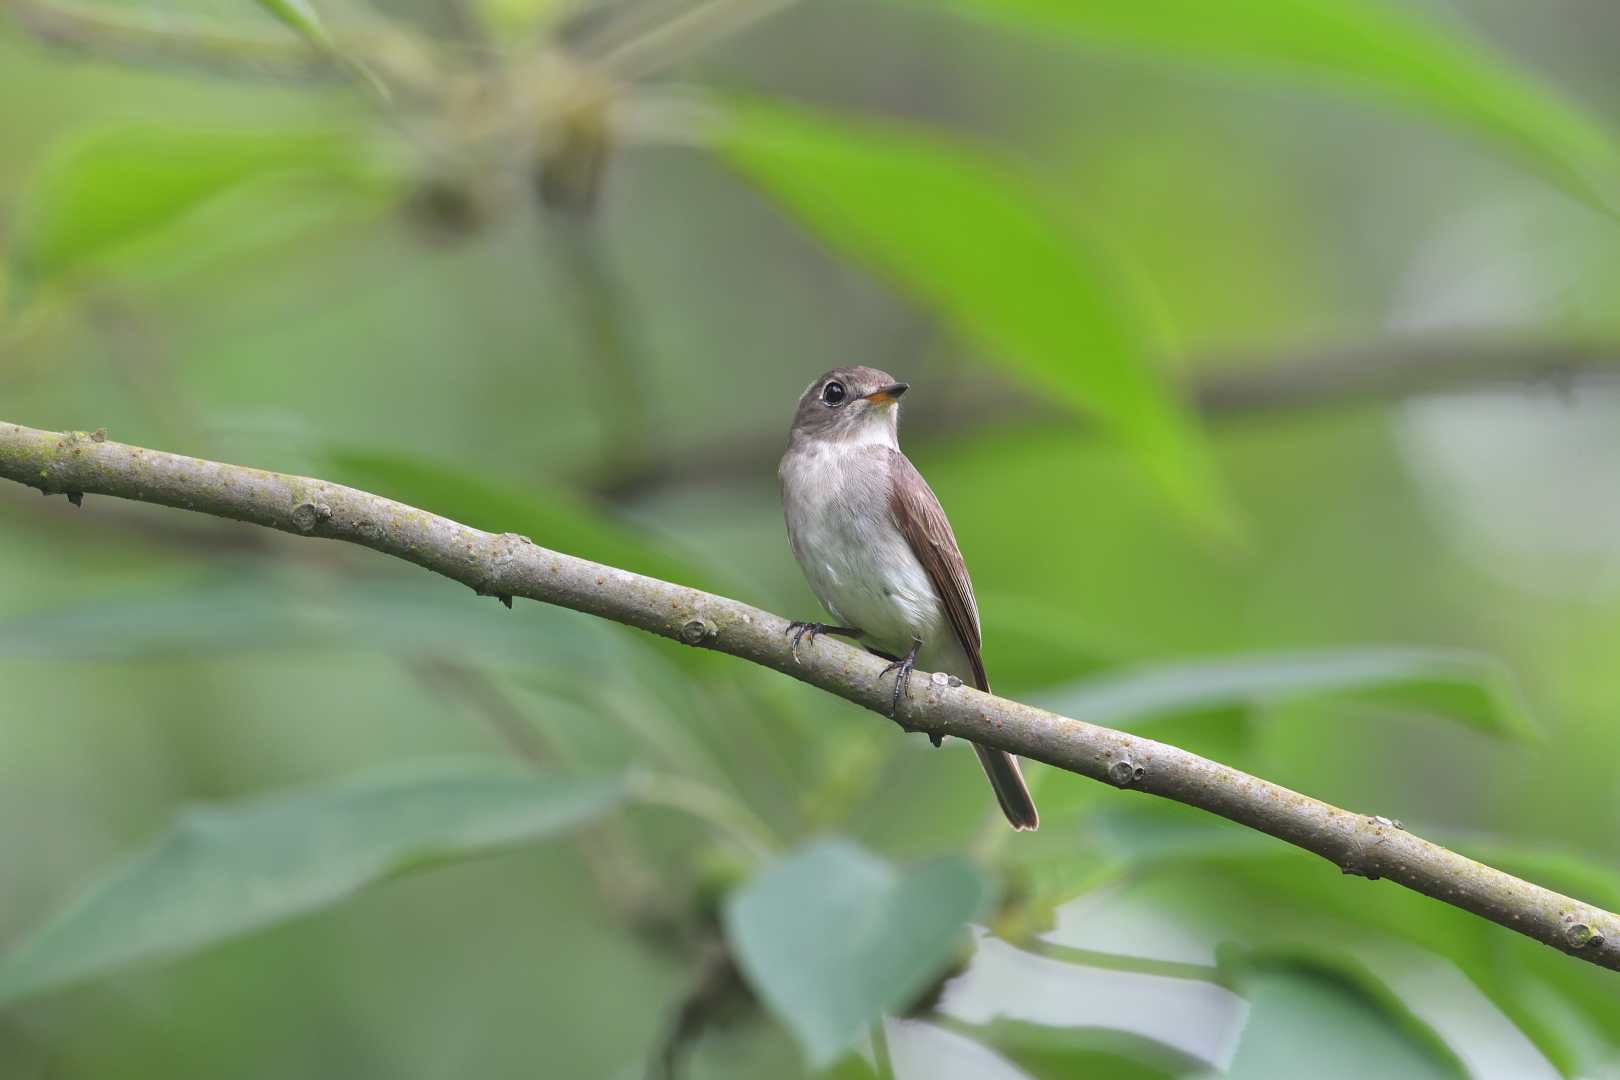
[3,419,1617,972]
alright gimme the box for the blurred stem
[707,675,814,833]
[1193,334,1611,414]
[540,215,656,477]
[869,1018,894,1078]
[584,0,800,82]
[414,654,556,765]
[969,759,1053,864]
[524,667,731,785]
[85,291,202,454]
[645,935,740,1080]
[0,293,72,393]
[2,0,444,95]
[586,333,1620,503]
[630,771,777,859]
[413,655,661,914]
[8,419,1620,973]
[4,0,327,72]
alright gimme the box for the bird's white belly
[782,446,948,660]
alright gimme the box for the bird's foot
[878,637,927,736]
[785,621,864,664]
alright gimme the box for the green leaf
[1499,967,1619,1079]
[723,838,992,1067]
[882,1018,1038,1079]
[1223,964,1461,1079]
[936,934,1247,1070]
[1038,859,1560,1075]
[255,0,335,49]
[0,572,729,780]
[1090,849,1582,1075]
[13,125,375,285]
[253,0,393,99]
[0,573,630,673]
[924,0,1620,212]
[968,1018,1179,1080]
[1089,805,1278,867]
[1091,810,1620,937]
[720,100,1229,531]
[1039,647,1534,739]
[321,447,718,591]
[0,761,624,1005]
[1226,943,1566,1079]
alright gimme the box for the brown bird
[778,366,1038,830]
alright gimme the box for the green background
[4,0,1620,1076]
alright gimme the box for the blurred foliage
[723,98,1227,530]
[0,762,626,1004]
[4,0,1620,1077]
[1037,647,1535,739]
[724,838,991,1066]
[924,0,1620,211]
[12,124,378,286]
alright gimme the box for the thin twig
[414,654,556,765]
[541,218,656,470]
[646,936,740,1080]
[2,0,445,97]
[411,655,663,914]
[4,0,333,76]
[575,0,799,82]
[1191,335,1615,415]
[3,419,1619,972]
[629,771,778,859]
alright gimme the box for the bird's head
[788,366,909,448]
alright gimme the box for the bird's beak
[862,382,910,406]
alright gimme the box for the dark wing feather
[888,449,1038,830]
[886,450,988,692]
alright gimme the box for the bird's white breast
[779,441,948,659]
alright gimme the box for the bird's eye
[821,380,847,406]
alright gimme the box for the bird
[777,365,1039,830]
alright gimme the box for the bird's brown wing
[886,450,988,693]
[887,449,1037,830]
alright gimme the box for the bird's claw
[786,621,817,664]
[878,637,924,730]
[785,621,862,664]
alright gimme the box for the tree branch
[1191,335,1615,416]
[3,419,1618,972]
[587,334,1620,501]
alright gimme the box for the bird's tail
[973,744,1039,831]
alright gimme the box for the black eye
[821,380,847,406]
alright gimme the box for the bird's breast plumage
[779,442,970,679]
